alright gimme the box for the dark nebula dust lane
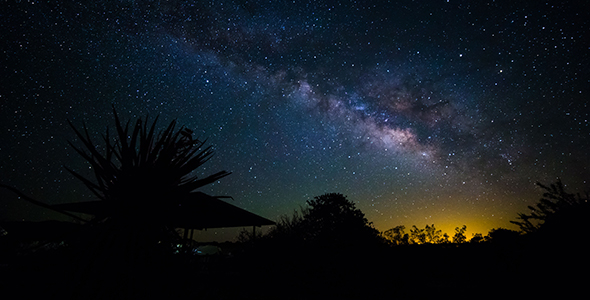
[2,0,589,239]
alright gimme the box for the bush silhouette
[511,179,589,239]
[509,179,590,296]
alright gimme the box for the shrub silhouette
[247,208,306,244]
[511,179,589,238]
[509,179,590,296]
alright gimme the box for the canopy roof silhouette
[52,192,275,230]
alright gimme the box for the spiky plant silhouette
[64,107,231,270]
[0,108,232,298]
[57,108,233,298]
[66,107,230,225]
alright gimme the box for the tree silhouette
[440,232,451,244]
[485,228,520,244]
[409,225,426,244]
[408,224,445,244]
[452,225,467,244]
[301,193,381,246]
[424,224,445,244]
[382,225,409,245]
[383,224,453,245]
[511,179,589,235]
[470,233,485,243]
[262,193,381,248]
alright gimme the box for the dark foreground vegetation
[1,111,588,299]
[2,185,588,299]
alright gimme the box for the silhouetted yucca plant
[66,107,231,223]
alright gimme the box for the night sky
[2,0,589,241]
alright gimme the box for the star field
[2,0,589,240]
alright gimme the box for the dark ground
[1,236,585,300]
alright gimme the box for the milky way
[2,0,589,240]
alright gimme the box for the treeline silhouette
[381,224,520,245]
[235,182,589,299]
[1,108,588,299]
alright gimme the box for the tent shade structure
[52,192,275,230]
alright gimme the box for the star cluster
[2,0,589,240]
